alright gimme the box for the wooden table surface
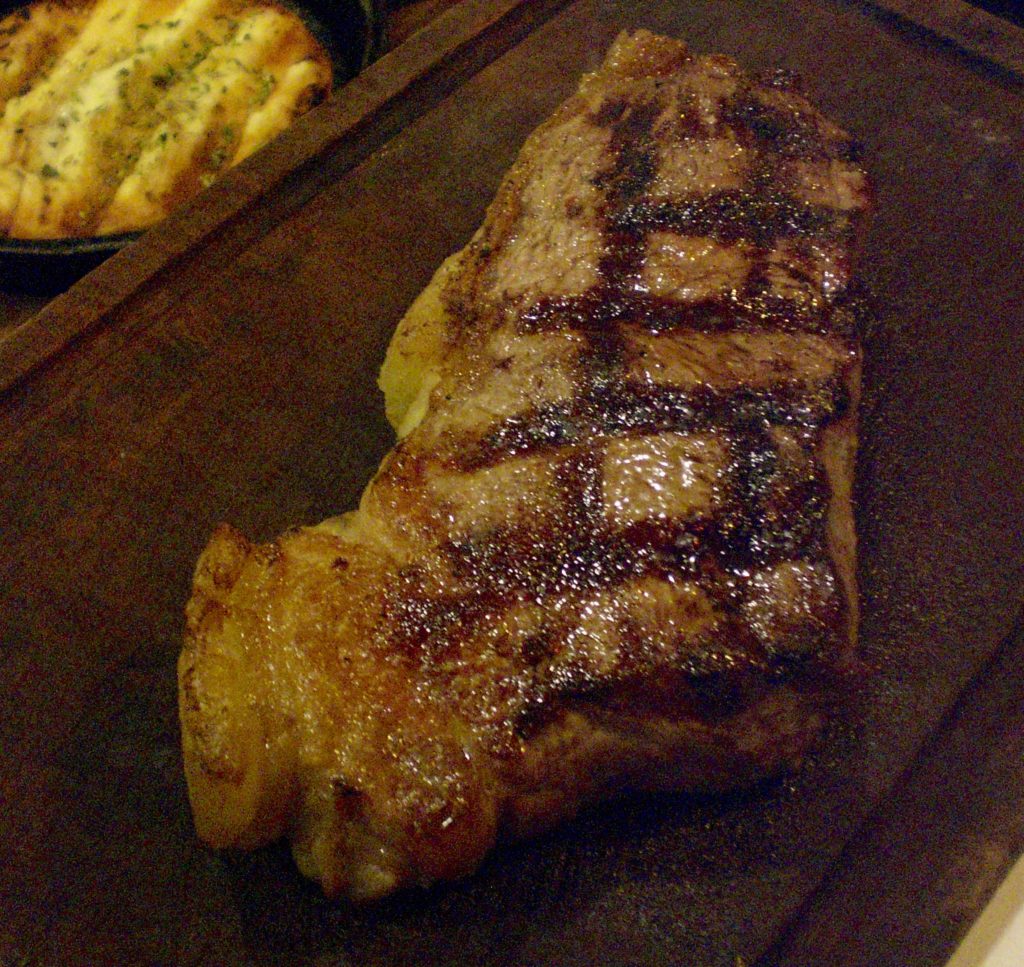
[2,1,1024,965]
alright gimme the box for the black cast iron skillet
[0,0,386,294]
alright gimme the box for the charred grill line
[716,429,826,573]
[519,289,834,338]
[533,80,851,691]
[516,90,856,346]
[425,74,855,703]
[446,520,668,600]
[439,478,830,609]
[555,446,606,530]
[610,193,850,247]
[501,99,665,700]
[721,86,848,161]
[592,99,662,210]
[547,95,662,596]
[459,377,851,471]
[383,104,666,670]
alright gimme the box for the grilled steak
[178,29,870,899]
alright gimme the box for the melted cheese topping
[0,0,331,238]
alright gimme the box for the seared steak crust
[179,30,870,899]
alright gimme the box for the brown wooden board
[764,612,1024,967]
[860,0,1024,76]
[1,0,1023,964]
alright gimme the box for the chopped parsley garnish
[40,163,59,178]
[152,64,177,88]
[254,71,273,105]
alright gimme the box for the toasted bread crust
[0,0,331,238]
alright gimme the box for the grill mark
[578,327,623,392]
[518,261,860,342]
[441,504,826,607]
[611,192,851,246]
[555,446,605,531]
[562,98,662,396]
[414,97,660,668]
[460,378,850,470]
[385,485,837,714]
[515,641,782,737]
[519,290,829,338]
[594,100,661,207]
[505,94,664,662]
[523,582,855,735]
[379,575,500,660]
[718,429,830,570]
[434,420,833,625]
[382,497,839,680]
[519,87,855,344]
[389,69,861,707]
[394,494,837,714]
[447,524,655,600]
[721,87,838,161]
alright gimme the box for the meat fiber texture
[178,29,871,900]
